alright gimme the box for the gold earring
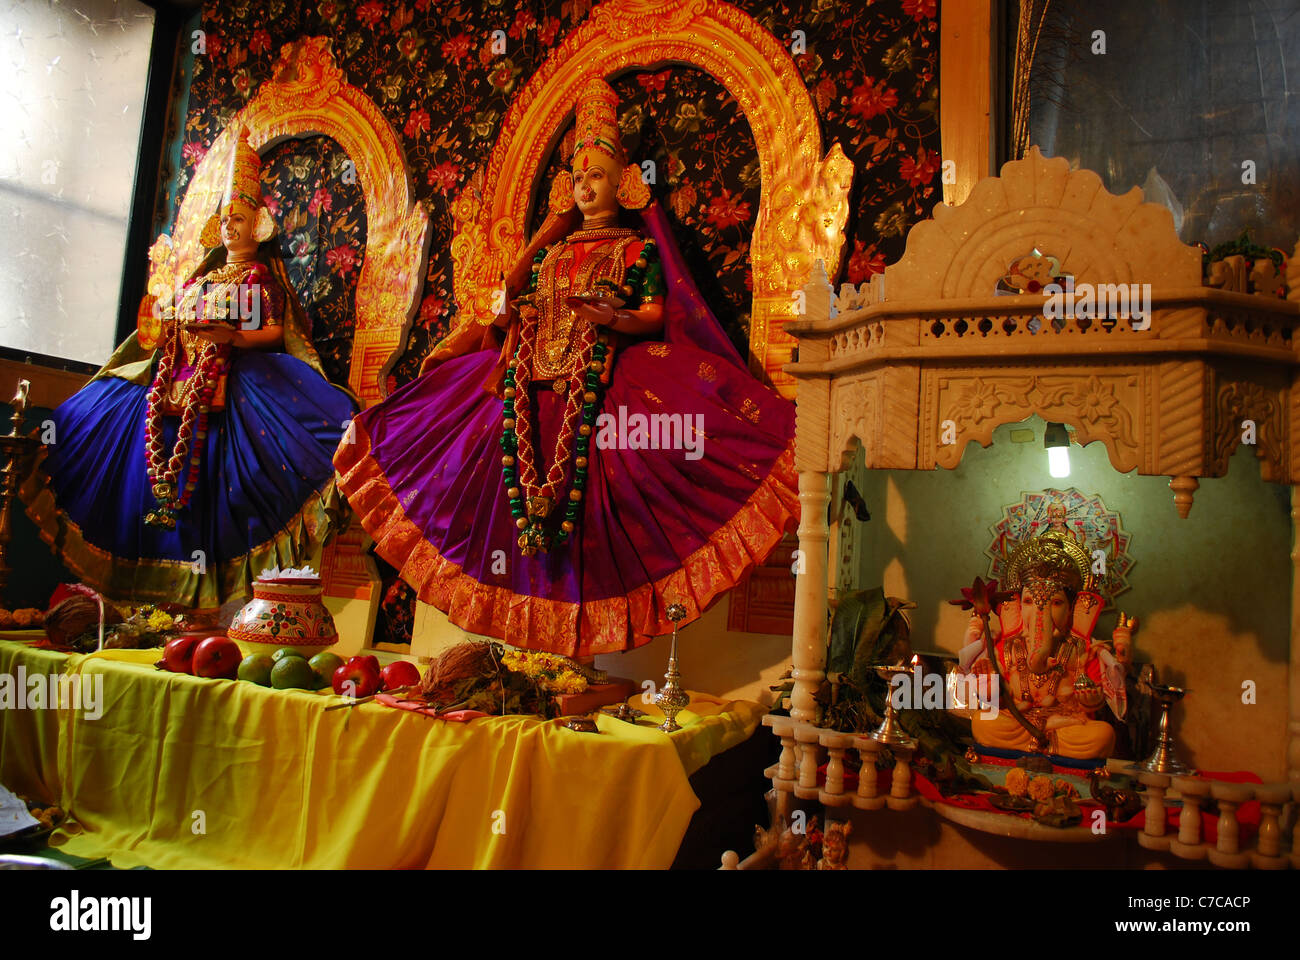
[615,164,649,210]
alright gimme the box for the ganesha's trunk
[1027,610,1052,674]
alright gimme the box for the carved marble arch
[447,0,853,398]
[140,37,430,408]
[792,147,1300,519]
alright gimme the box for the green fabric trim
[641,260,665,298]
[89,332,157,386]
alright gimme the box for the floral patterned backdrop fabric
[259,137,366,387]
[157,0,942,643]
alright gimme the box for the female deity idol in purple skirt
[335,80,798,658]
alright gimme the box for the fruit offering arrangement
[157,636,422,698]
[40,583,202,653]
[405,641,596,718]
[157,635,245,679]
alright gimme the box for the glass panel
[1026,0,1299,251]
[0,0,155,365]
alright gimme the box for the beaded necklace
[143,262,246,529]
[501,234,658,556]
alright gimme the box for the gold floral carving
[140,37,429,407]
[446,0,851,399]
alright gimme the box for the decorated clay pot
[227,578,338,657]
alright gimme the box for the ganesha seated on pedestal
[954,533,1127,763]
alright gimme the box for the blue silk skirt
[22,351,355,611]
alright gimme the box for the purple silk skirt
[335,339,798,656]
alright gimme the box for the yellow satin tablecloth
[0,637,762,869]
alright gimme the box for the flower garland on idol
[143,286,233,530]
[501,236,657,556]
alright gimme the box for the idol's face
[220,200,260,259]
[572,154,619,217]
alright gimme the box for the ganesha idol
[956,534,1127,762]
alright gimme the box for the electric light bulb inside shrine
[1044,422,1071,478]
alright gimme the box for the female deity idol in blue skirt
[22,129,356,612]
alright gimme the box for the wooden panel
[0,358,89,411]
[940,0,994,208]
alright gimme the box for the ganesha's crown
[1007,532,1095,595]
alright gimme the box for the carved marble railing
[721,715,1298,870]
[1135,774,1298,869]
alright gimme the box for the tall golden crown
[574,78,624,168]
[200,126,277,249]
[549,78,649,213]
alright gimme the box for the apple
[380,660,420,691]
[332,660,381,698]
[347,655,381,674]
[161,635,202,674]
[192,636,242,680]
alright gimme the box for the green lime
[308,652,345,689]
[237,654,274,686]
[270,656,317,690]
[271,647,305,663]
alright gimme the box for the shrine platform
[0,636,763,869]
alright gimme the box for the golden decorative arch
[447,0,852,397]
[140,37,429,407]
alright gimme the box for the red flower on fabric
[307,188,333,217]
[356,1,385,28]
[182,142,207,165]
[248,29,271,55]
[326,245,358,276]
[637,70,671,93]
[426,161,460,193]
[261,194,280,217]
[705,189,752,230]
[206,35,222,58]
[442,33,471,61]
[508,9,537,38]
[419,295,446,325]
[537,17,561,46]
[849,78,899,120]
[404,108,431,140]
[900,148,941,187]
[903,0,938,22]
[847,239,887,284]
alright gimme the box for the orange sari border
[19,451,347,614]
[334,419,800,658]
